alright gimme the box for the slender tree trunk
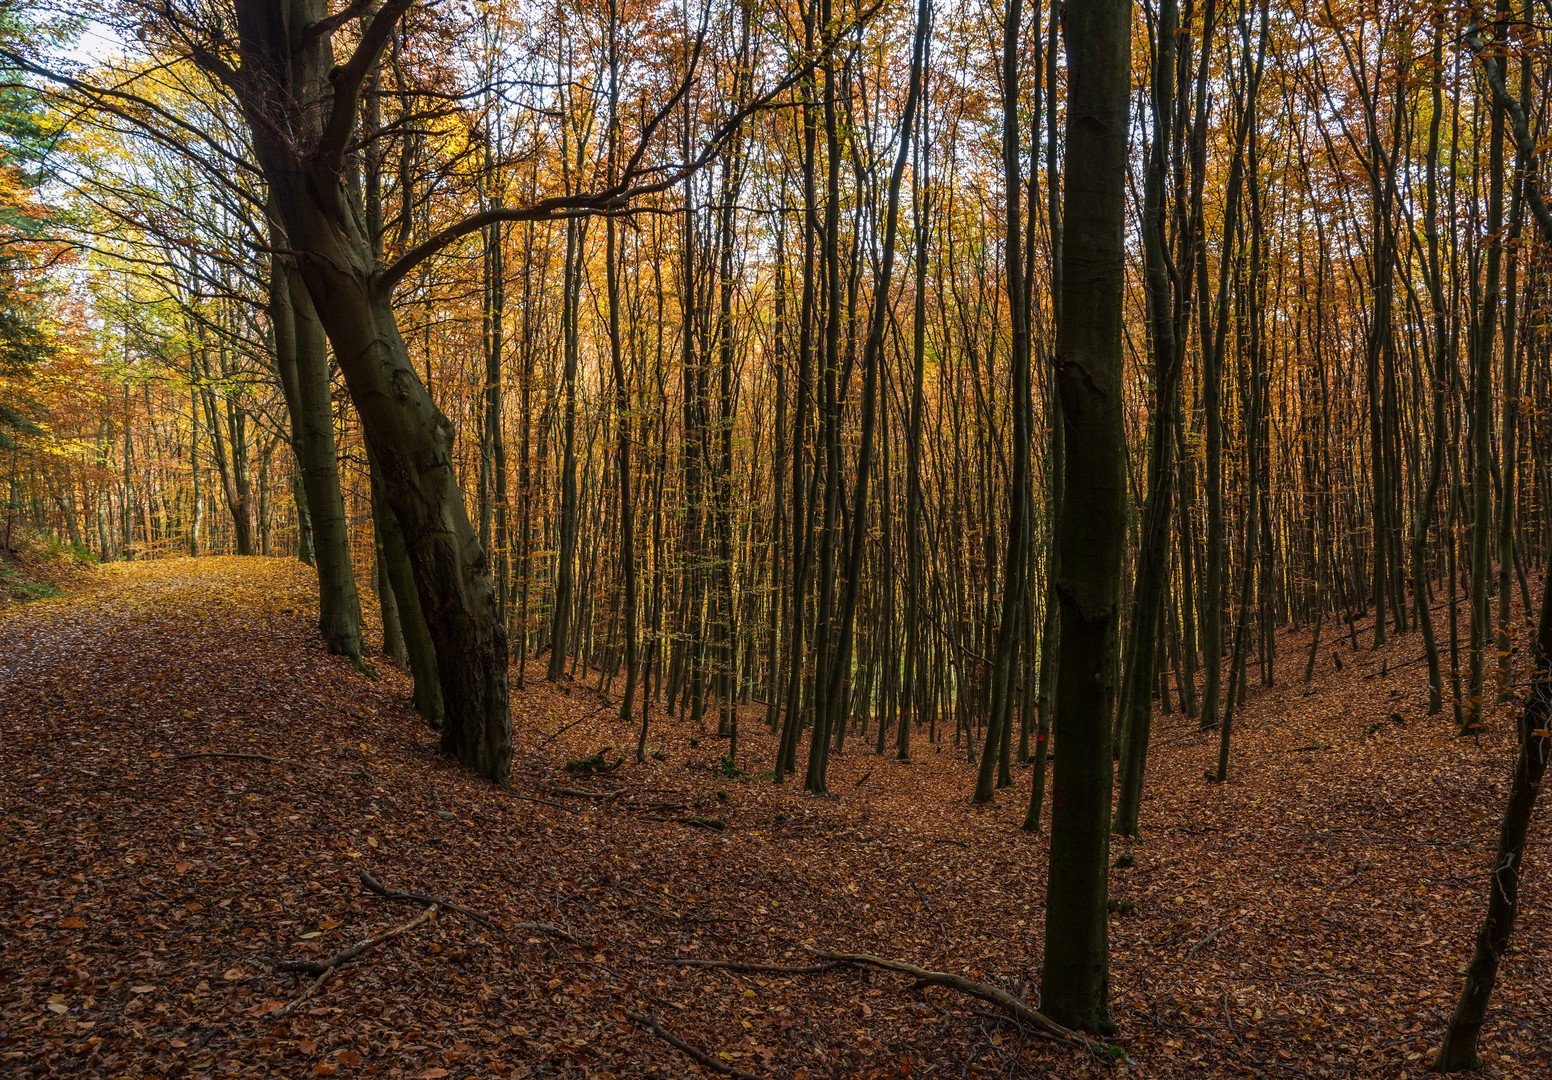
[271,254,364,658]
[1115,0,1180,836]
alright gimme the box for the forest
[2,0,1551,1076]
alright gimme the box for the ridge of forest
[1,557,1547,1079]
[4,0,1552,1074]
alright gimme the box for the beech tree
[1040,0,1130,1035]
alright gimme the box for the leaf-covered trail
[2,558,1548,1079]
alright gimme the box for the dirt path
[2,558,1547,1078]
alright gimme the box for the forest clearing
[2,559,1547,1079]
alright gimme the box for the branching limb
[1463,19,1552,243]
[275,904,438,1016]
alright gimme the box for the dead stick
[506,793,584,814]
[654,957,841,975]
[278,904,438,983]
[541,785,624,801]
[1185,917,1241,959]
[177,751,372,782]
[625,1010,773,1080]
[538,707,610,748]
[358,870,574,942]
[810,948,1118,1057]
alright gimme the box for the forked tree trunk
[226,0,508,783]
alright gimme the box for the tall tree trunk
[810,0,929,794]
[1114,0,1180,836]
[271,253,364,658]
[974,0,1032,805]
[1040,0,1130,1036]
[224,0,509,783]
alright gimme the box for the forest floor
[2,558,1550,1080]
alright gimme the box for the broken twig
[276,904,438,1015]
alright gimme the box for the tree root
[358,870,575,942]
[810,947,1124,1059]
[625,1010,773,1080]
[176,751,373,782]
[276,904,438,1014]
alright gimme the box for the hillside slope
[1,558,1546,1078]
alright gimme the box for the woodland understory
[2,558,1548,1080]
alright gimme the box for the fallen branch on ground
[538,707,613,748]
[654,957,841,975]
[643,815,726,830]
[176,751,372,782]
[625,1010,773,1080]
[810,948,1122,1058]
[541,785,624,800]
[1185,917,1241,959]
[359,870,574,941]
[276,904,438,1015]
[505,792,584,813]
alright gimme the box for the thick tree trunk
[369,448,443,728]
[229,0,508,782]
[1040,0,1130,1036]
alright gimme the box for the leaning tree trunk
[1041,0,1130,1037]
[226,0,509,783]
[1435,571,1552,1075]
[1438,17,1552,1068]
